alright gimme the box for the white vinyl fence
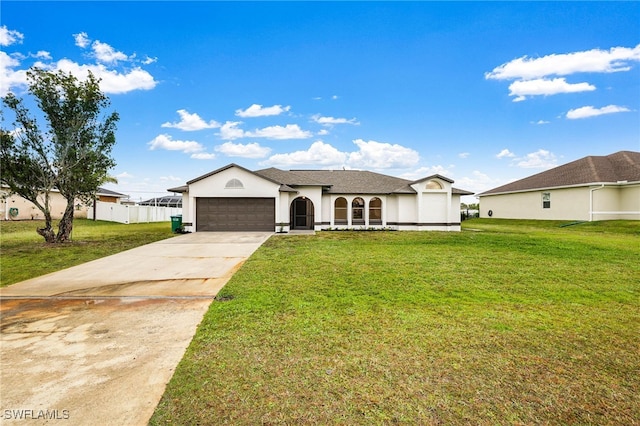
[88,201,182,224]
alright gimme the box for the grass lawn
[151,219,639,425]
[0,219,174,287]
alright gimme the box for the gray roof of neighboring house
[167,185,188,193]
[478,151,640,196]
[168,164,473,195]
[97,187,127,197]
[1,185,127,198]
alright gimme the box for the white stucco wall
[592,184,640,220]
[480,183,640,221]
[480,188,589,221]
[619,185,640,212]
[184,167,281,231]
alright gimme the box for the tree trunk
[56,201,76,243]
[37,210,56,243]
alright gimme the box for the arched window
[369,197,382,224]
[334,197,347,224]
[426,180,442,190]
[352,197,365,225]
[225,178,244,189]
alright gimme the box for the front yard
[151,219,640,424]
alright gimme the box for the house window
[542,192,551,209]
[334,197,347,224]
[426,180,442,190]
[225,178,244,189]
[352,197,365,225]
[369,197,382,224]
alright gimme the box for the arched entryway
[290,197,315,230]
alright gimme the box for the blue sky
[2,1,639,203]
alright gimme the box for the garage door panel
[196,198,275,231]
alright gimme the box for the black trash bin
[171,215,183,233]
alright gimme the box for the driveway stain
[0,232,271,425]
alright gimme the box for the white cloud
[508,78,595,101]
[219,121,245,140]
[190,153,216,160]
[246,124,312,140]
[53,59,156,93]
[566,105,631,119]
[215,142,271,159]
[261,139,420,169]
[401,165,452,180]
[0,51,27,96]
[116,172,134,179]
[218,122,312,140]
[496,149,516,159]
[262,141,347,168]
[35,51,51,60]
[0,31,156,95]
[532,120,550,125]
[458,152,470,159]
[516,149,557,169]
[147,134,205,154]
[312,115,359,126]
[91,40,128,64]
[235,104,290,117]
[0,26,24,46]
[486,44,640,81]
[159,175,183,182]
[161,109,220,131]
[317,129,329,136]
[455,171,503,194]
[73,32,90,48]
[348,139,419,169]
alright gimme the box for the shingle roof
[256,168,418,194]
[479,151,640,196]
[96,187,127,197]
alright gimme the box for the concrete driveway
[0,232,272,425]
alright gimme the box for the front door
[290,197,314,230]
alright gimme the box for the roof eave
[477,180,640,197]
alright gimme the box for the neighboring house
[139,196,183,208]
[168,163,473,232]
[477,150,640,221]
[1,187,127,220]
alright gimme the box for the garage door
[196,197,275,231]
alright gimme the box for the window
[334,197,347,224]
[426,180,442,190]
[542,192,551,209]
[352,197,365,224]
[369,197,382,224]
[225,178,244,189]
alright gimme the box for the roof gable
[479,151,640,196]
[410,174,454,185]
[187,163,283,187]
